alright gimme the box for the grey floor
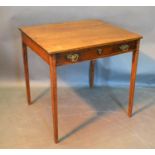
[0,85,155,148]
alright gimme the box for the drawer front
[56,41,137,66]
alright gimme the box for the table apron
[56,40,137,66]
[22,33,50,64]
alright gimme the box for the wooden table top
[20,19,142,54]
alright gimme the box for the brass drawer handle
[66,53,79,62]
[97,48,103,55]
[119,44,129,51]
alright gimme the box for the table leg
[22,42,31,105]
[128,41,140,117]
[89,60,96,88]
[49,55,58,143]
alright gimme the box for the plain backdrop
[0,6,155,87]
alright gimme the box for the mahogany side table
[19,19,142,143]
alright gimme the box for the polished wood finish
[49,55,58,143]
[128,40,140,117]
[20,19,142,54]
[22,42,31,105]
[89,60,96,88]
[20,19,142,143]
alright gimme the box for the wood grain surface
[20,19,142,54]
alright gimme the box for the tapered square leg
[49,55,58,143]
[22,42,31,105]
[128,40,140,117]
[89,60,96,88]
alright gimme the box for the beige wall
[0,7,155,87]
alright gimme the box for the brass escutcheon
[119,44,129,51]
[66,53,79,62]
[97,48,103,55]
